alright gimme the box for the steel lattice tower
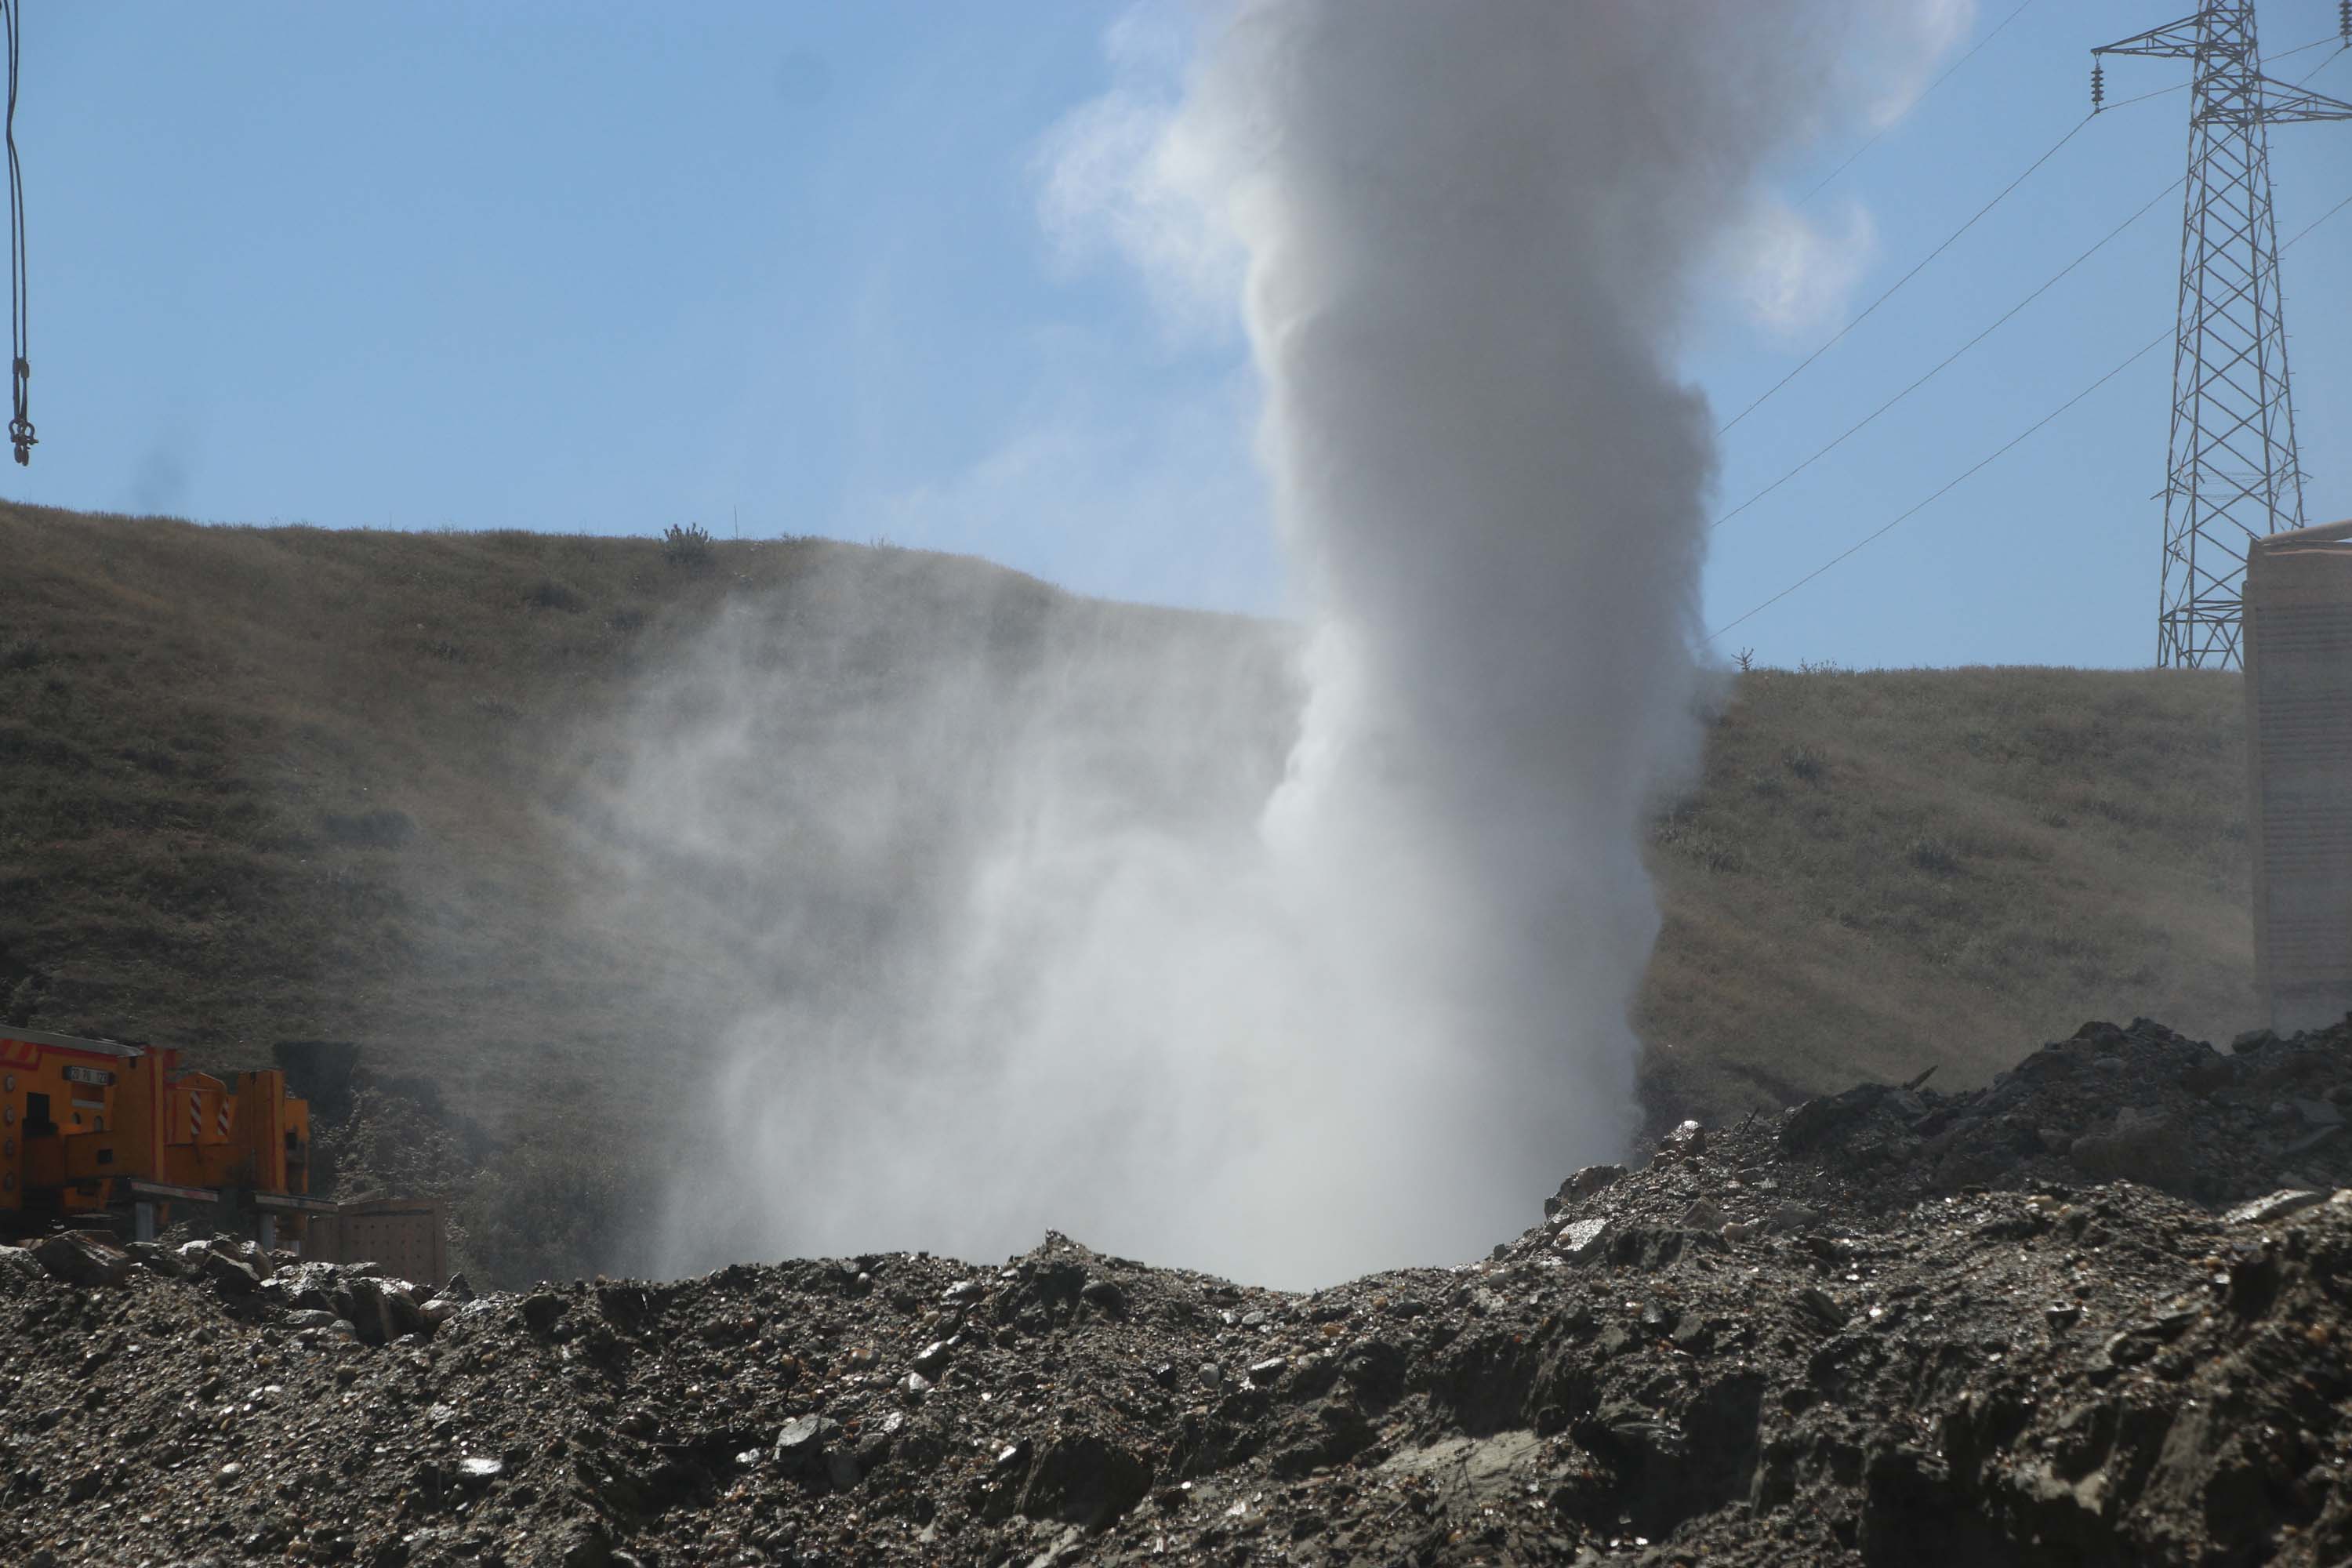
[2094,2,2351,669]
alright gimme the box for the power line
[2270,33,2347,64]
[2284,187,2352,249]
[1712,175,2183,531]
[1704,187,2352,644]
[1799,0,2040,204]
[2100,80,2186,111]
[2096,34,2347,114]
[1712,32,2350,535]
[2075,28,2345,113]
[1721,29,2346,443]
[1704,334,2166,644]
[2094,5,2351,668]
[2296,41,2349,82]
[1720,114,2094,435]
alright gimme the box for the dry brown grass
[2,505,2256,1203]
[0,506,1247,1171]
[0,506,898,1133]
[1637,662,2250,1129]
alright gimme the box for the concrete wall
[2244,519,2352,1033]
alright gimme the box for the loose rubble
[4,1016,2352,1566]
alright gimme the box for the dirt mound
[2,1018,2350,1566]
[1771,1015,2352,1209]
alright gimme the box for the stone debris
[2224,1188,2330,1225]
[1544,1162,1626,1218]
[1,1015,2350,1566]
[31,1232,129,1290]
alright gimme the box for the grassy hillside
[1,506,825,1102]
[0,505,1278,1123]
[0,506,2257,1258]
[1637,663,2251,1129]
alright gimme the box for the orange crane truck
[0,1027,331,1249]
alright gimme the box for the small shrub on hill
[1782,746,1826,785]
[1653,804,1744,873]
[1907,837,1962,876]
[524,579,586,613]
[661,522,713,567]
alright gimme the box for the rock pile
[2,1017,2349,1566]
[1767,1017,2352,1208]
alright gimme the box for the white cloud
[1033,2,1244,340]
[1867,0,1981,128]
[856,367,1276,612]
[1706,0,1975,339]
[1718,196,1879,339]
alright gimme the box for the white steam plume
[601,2,1956,1287]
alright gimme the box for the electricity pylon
[2093,2,2352,669]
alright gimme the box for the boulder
[34,1232,130,1288]
[2068,1107,2193,1195]
[1552,1163,1625,1212]
[2224,1189,2328,1226]
[1017,1431,1155,1530]
[1781,1085,1886,1153]
[125,1241,186,1278]
[261,1261,343,1313]
[1558,1217,1610,1261]
[345,1275,434,1345]
[203,1250,261,1297]
[773,1414,844,1476]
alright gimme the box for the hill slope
[1639,662,2252,1128]
[0,506,2257,1254]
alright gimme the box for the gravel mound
[3,1017,2350,1567]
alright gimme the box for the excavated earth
[5,1016,2352,1568]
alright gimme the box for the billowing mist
[593,2,1962,1286]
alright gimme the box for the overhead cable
[1711,175,2183,531]
[1799,0,2040,204]
[1720,31,2342,442]
[2284,187,2352,249]
[1704,334,2165,644]
[1701,187,2352,645]
[1720,114,2094,436]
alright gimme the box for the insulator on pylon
[2340,0,2349,45]
[2091,60,2104,111]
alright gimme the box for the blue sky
[14,1,2351,668]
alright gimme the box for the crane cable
[5,0,28,466]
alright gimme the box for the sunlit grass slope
[2,505,2252,1153]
